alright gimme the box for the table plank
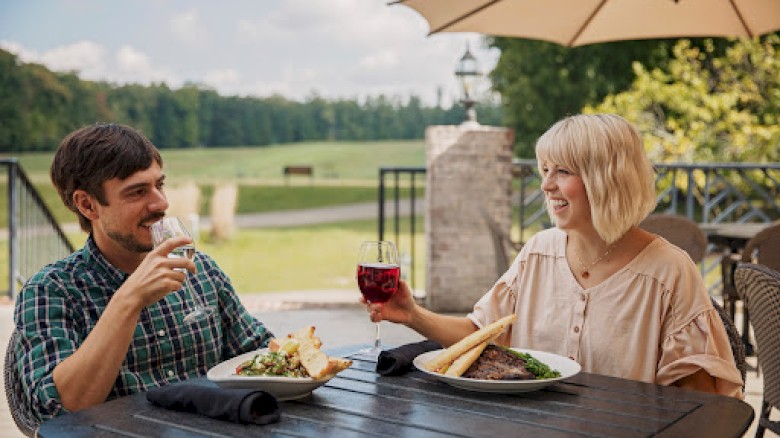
[331,361,694,437]
[37,348,754,438]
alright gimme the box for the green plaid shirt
[14,236,273,421]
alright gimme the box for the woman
[368,114,743,397]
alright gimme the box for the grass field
[1,141,426,227]
[3,140,426,184]
[1,141,427,294]
[0,217,426,296]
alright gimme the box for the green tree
[589,35,780,163]
[489,38,678,157]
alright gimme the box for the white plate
[413,348,581,393]
[207,349,337,401]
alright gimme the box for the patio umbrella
[392,0,780,47]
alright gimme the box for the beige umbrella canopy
[392,0,780,47]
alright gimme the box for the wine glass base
[182,306,216,324]
[355,345,382,359]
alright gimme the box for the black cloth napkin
[146,384,280,425]
[376,340,442,376]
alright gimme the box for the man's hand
[118,235,197,310]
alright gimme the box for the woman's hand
[364,280,417,325]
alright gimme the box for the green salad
[500,346,562,379]
[235,350,309,377]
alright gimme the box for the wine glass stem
[183,276,200,310]
[373,322,381,351]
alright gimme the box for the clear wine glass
[150,216,216,324]
[357,241,400,357]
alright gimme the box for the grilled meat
[461,345,535,380]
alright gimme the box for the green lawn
[0,217,426,296]
[4,140,426,184]
[1,141,427,294]
[1,141,426,228]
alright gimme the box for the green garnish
[500,346,562,379]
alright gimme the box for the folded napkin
[146,384,280,425]
[376,340,442,376]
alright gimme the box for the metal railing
[378,167,426,291]
[378,160,780,292]
[2,159,74,299]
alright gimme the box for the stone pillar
[425,124,515,313]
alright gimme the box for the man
[14,123,273,420]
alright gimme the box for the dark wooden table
[37,346,755,437]
[700,222,771,355]
[699,223,769,253]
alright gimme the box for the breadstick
[444,340,489,376]
[425,314,517,372]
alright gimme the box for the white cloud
[204,68,241,88]
[170,9,204,45]
[0,41,33,61]
[113,45,180,86]
[358,50,399,70]
[116,45,151,74]
[37,40,106,75]
[1,0,500,105]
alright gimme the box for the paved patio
[0,291,771,437]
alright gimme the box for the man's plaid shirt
[14,236,273,420]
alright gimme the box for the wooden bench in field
[283,165,314,183]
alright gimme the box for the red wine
[357,263,400,303]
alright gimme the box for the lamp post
[455,44,480,125]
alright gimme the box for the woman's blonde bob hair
[535,114,657,244]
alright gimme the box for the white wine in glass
[150,216,216,324]
[356,241,400,357]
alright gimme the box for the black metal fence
[378,167,426,290]
[2,159,73,299]
[379,160,780,291]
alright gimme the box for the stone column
[424,124,515,313]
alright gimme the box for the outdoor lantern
[454,44,480,124]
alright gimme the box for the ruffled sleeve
[467,253,522,346]
[657,307,744,398]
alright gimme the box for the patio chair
[721,221,780,351]
[735,263,780,438]
[639,213,707,263]
[4,329,39,437]
[710,297,747,392]
[479,207,522,277]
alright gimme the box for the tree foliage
[0,49,502,152]
[488,37,675,157]
[588,35,779,163]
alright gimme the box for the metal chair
[639,213,707,263]
[735,263,780,438]
[4,330,39,437]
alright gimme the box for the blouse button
[157,330,166,337]
[573,326,580,333]
[167,370,175,377]
[569,356,575,361]
[580,294,586,301]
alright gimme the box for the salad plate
[413,348,581,393]
[207,349,335,400]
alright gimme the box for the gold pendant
[581,271,590,279]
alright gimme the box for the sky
[0,0,499,107]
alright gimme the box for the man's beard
[106,228,153,253]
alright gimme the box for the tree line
[0,48,502,152]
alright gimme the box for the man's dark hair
[50,123,163,233]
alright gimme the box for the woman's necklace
[573,244,614,279]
